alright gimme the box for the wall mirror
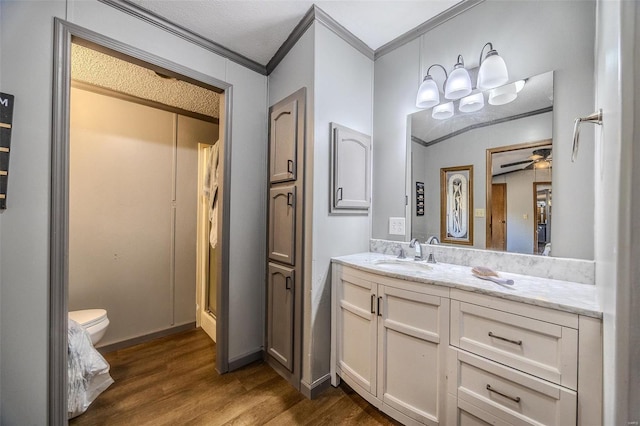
[409,71,557,256]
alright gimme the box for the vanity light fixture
[432,102,454,120]
[477,42,509,90]
[445,55,472,100]
[416,64,448,109]
[416,42,510,118]
[459,92,485,113]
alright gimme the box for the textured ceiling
[128,0,460,65]
[71,44,220,118]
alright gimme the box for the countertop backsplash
[370,239,595,285]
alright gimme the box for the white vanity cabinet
[332,265,449,426]
[331,257,603,426]
[447,290,602,426]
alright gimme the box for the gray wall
[373,0,596,260]
[69,87,217,346]
[311,23,373,383]
[0,1,267,423]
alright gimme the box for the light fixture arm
[455,54,465,68]
[478,42,494,65]
[425,63,448,80]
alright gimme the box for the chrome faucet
[426,236,439,263]
[409,238,423,260]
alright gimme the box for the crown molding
[97,0,267,75]
[98,0,484,76]
[375,0,485,60]
[266,5,374,74]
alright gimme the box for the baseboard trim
[228,349,264,371]
[300,374,332,399]
[97,322,196,354]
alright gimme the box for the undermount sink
[372,259,432,273]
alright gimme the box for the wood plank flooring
[70,328,401,425]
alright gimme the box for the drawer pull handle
[488,331,522,346]
[486,384,521,403]
[370,294,376,314]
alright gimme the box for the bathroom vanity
[330,252,602,426]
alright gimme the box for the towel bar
[572,109,602,162]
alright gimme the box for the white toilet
[68,309,110,345]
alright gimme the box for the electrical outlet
[389,217,406,235]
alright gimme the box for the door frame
[51,18,232,423]
[485,139,551,250]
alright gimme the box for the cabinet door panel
[331,123,371,211]
[268,185,296,265]
[378,286,448,426]
[451,301,578,390]
[456,351,577,426]
[269,100,297,183]
[267,263,294,371]
[337,272,377,395]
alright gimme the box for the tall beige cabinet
[266,88,306,388]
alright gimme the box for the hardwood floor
[71,328,401,425]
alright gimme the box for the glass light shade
[477,52,509,90]
[416,76,440,109]
[445,66,472,100]
[432,102,454,120]
[459,92,485,113]
[515,79,526,93]
[488,83,517,105]
[534,160,551,169]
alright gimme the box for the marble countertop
[332,252,602,318]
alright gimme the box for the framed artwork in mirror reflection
[440,165,473,245]
[416,182,424,216]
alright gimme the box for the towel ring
[572,109,603,162]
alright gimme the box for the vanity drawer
[451,300,578,389]
[456,351,577,426]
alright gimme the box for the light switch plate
[475,208,485,218]
[389,217,405,235]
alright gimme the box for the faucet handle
[397,248,406,259]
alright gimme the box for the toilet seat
[69,309,107,328]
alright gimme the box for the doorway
[51,19,232,422]
[489,183,507,250]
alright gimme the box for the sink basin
[372,259,432,273]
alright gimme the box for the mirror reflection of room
[410,71,559,256]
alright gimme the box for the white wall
[594,0,637,424]
[373,0,596,260]
[311,23,373,383]
[0,1,267,423]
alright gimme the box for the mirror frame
[485,138,552,251]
